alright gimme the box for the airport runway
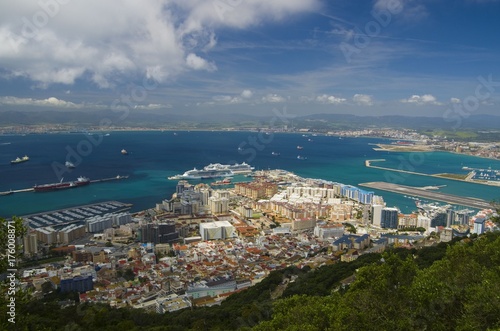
[359,181,493,209]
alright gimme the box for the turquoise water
[0,131,499,217]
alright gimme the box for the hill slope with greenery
[255,232,500,331]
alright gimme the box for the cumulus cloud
[316,94,346,104]
[262,94,286,103]
[450,97,461,104]
[241,89,253,99]
[186,53,217,72]
[0,0,319,88]
[0,96,81,108]
[401,94,442,105]
[353,94,373,106]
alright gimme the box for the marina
[365,159,500,187]
[20,200,132,229]
[359,181,494,210]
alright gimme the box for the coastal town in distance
[8,126,499,314]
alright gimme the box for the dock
[0,175,129,196]
[19,201,133,229]
[359,181,493,210]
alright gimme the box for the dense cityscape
[10,164,499,315]
[1,0,500,329]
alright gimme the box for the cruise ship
[169,163,254,180]
[33,176,90,192]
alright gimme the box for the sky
[0,0,499,118]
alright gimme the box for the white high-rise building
[209,197,229,214]
[199,221,236,241]
[372,204,384,227]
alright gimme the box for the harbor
[365,159,500,187]
[359,181,494,210]
[19,200,133,229]
[0,175,129,196]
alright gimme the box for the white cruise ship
[169,162,254,180]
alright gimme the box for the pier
[90,175,129,183]
[365,159,435,178]
[365,159,500,187]
[359,181,493,210]
[0,175,129,196]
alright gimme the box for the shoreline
[365,159,500,187]
[373,143,500,162]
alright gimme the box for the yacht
[65,161,76,169]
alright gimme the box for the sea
[1,131,499,218]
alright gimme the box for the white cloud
[401,94,442,105]
[0,96,81,108]
[373,0,427,21]
[262,94,286,103]
[134,103,171,110]
[186,53,217,72]
[176,0,321,32]
[316,94,346,104]
[353,94,373,106]
[0,0,319,88]
[241,89,253,99]
[450,97,461,104]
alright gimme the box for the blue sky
[0,0,499,117]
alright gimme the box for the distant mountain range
[1,109,500,130]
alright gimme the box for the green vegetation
[342,222,356,234]
[422,129,500,142]
[434,173,468,180]
[256,232,500,331]
[428,129,479,140]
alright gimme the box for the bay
[0,131,499,217]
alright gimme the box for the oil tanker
[33,176,90,192]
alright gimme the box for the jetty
[90,175,129,183]
[0,175,129,196]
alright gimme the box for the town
[17,169,499,314]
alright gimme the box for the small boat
[271,152,280,156]
[65,161,76,169]
[11,155,29,164]
[297,155,307,160]
[121,149,128,155]
[297,146,303,150]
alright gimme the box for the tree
[336,253,418,330]
[490,200,500,225]
[0,216,27,273]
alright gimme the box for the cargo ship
[33,176,90,192]
[11,155,29,164]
